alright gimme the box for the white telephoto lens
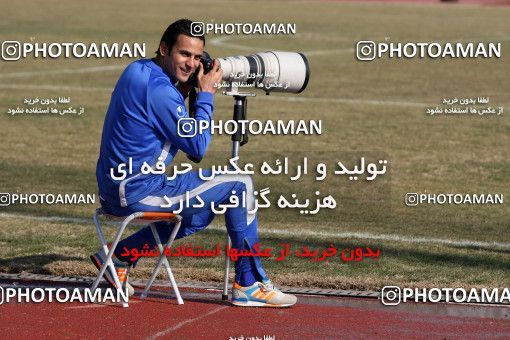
[217,51,309,94]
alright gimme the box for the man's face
[159,34,204,83]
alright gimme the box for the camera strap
[185,87,202,163]
[188,87,197,119]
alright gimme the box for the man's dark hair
[155,19,205,55]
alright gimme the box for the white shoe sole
[231,300,295,308]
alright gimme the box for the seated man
[91,18,296,307]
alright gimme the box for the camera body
[189,51,213,88]
[200,51,214,74]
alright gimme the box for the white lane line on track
[0,84,111,92]
[64,304,107,310]
[209,36,351,56]
[1,212,508,249]
[2,34,509,79]
[263,94,430,107]
[64,300,141,309]
[0,83,430,107]
[147,305,228,339]
[209,35,510,56]
[0,65,125,79]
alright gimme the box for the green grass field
[0,0,509,291]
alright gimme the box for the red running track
[1,287,509,339]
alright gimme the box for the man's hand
[197,59,223,94]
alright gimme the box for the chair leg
[91,210,108,293]
[91,212,135,308]
[141,220,183,305]
[222,235,231,300]
[91,211,119,291]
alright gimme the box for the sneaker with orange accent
[231,279,297,307]
[90,247,134,296]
